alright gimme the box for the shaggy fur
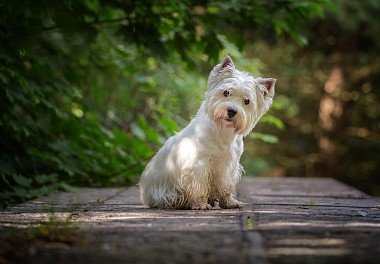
[139,56,276,210]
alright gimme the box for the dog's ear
[219,55,235,70]
[218,55,235,72]
[207,55,236,90]
[211,55,235,74]
[257,78,276,96]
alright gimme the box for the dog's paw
[219,198,244,209]
[230,200,244,209]
[190,203,212,210]
[208,197,219,207]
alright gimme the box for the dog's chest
[206,143,235,174]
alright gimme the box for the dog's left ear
[257,78,276,96]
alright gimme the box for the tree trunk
[316,61,346,178]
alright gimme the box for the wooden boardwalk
[1,177,379,263]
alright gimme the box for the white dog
[139,56,275,210]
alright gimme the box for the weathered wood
[239,177,380,264]
[238,177,370,198]
[0,177,379,264]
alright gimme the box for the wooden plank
[248,196,379,208]
[238,177,380,264]
[1,177,379,264]
[0,185,264,264]
[238,177,369,198]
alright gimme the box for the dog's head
[205,56,276,136]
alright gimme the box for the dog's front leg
[217,168,244,209]
[182,166,212,210]
[217,182,244,209]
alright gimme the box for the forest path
[1,177,379,263]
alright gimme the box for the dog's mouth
[224,117,236,129]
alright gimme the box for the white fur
[139,56,276,209]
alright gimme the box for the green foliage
[243,0,380,195]
[250,133,279,144]
[0,0,332,207]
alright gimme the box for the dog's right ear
[208,55,235,91]
[219,55,235,70]
[210,55,235,77]
[215,55,235,72]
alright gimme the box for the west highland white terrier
[139,56,276,210]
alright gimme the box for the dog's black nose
[227,107,237,118]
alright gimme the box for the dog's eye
[244,99,250,105]
[223,90,231,97]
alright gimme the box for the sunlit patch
[273,238,346,247]
[268,247,350,256]
[258,221,380,229]
[177,137,197,165]
[71,103,83,118]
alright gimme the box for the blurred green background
[1,0,379,208]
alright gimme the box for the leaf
[157,116,179,133]
[250,133,279,144]
[13,174,32,188]
[131,123,146,140]
[246,216,254,230]
[260,115,285,130]
[35,174,58,184]
[357,211,367,217]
